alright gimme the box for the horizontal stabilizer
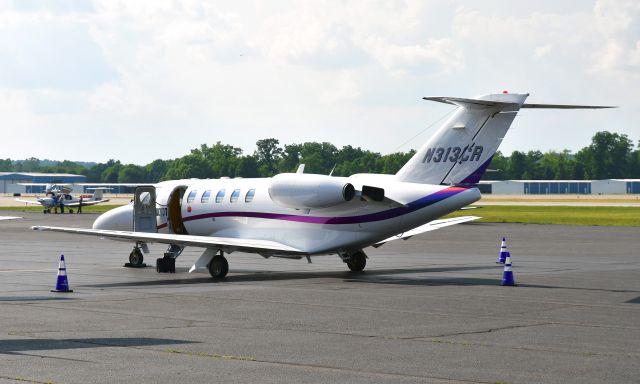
[375,216,480,246]
[0,216,21,221]
[521,103,616,109]
[423,97,520,111]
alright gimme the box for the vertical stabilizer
[395,93,529,185]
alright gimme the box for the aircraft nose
[93,204,134,231]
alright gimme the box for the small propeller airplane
[33,92,614,278]
[16,184,111,213]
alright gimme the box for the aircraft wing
[77,183,155,187]
[64,199,110,207]
[31,226,305,255]
[15,198,43,205]
[375,216,480,246]
[0,216,21,221]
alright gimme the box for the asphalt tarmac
[0,211,638,384]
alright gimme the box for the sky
[0,0,638,165]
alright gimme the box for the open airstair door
[133,186,157,233]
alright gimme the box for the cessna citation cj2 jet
[33,93,613,278]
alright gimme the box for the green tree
[278,143,303,173]
[101,160,122,183]
[0,158,12,171]
[235,155,260,178]
[146,159,172,182]
[164,153,210,180]
[485,151,508,180]
[578,131,633,179]
[118,164,146,183]
[298,142,337,174]
[17,157,41,172]
[200,142,243,178]
[255,138,283,177]
[508,151,526,179]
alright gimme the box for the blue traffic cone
[51,255,73,293]
[497,237,509,264]
[501,255,516,286]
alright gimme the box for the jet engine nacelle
[268,173,355,210]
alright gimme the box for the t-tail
[395,92,614,186]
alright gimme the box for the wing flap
[31,226,305,255]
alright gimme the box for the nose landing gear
[125,244,147,268]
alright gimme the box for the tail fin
[395,93,529,185]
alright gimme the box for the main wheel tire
[347,251,366,272]
[208,255,229,279]
[129,249,144,266]
[156,257,165,273]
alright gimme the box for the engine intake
[269,173,355,210]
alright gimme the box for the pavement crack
[413,322,550,339]
[147,347,490,383]
[0,375,57,384]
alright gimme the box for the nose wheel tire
[208,255,229,279]
[347,251,366,272]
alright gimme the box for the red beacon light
[502,90,509,94]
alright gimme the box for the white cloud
[590,0,640,77]
[0,0,638,164]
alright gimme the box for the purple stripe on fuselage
[178,186,468,226]
[459,156,493,185]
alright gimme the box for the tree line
[0,131,638,183]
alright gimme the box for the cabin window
[245,189,255,203]
[201,190,211,203]
[215,189,226,203]
[230,189,241,203]
[187,190,197,203]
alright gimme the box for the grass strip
[0,205,122,213]
[446,205,640,227]
[4,203,639,226]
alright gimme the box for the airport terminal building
[0,172,86,194]
[479,179,640,195]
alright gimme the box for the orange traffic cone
[51,255,73,292]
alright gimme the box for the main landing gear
[208,251,229,279]
[340,250,367,272]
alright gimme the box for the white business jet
[33,93,612,278]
